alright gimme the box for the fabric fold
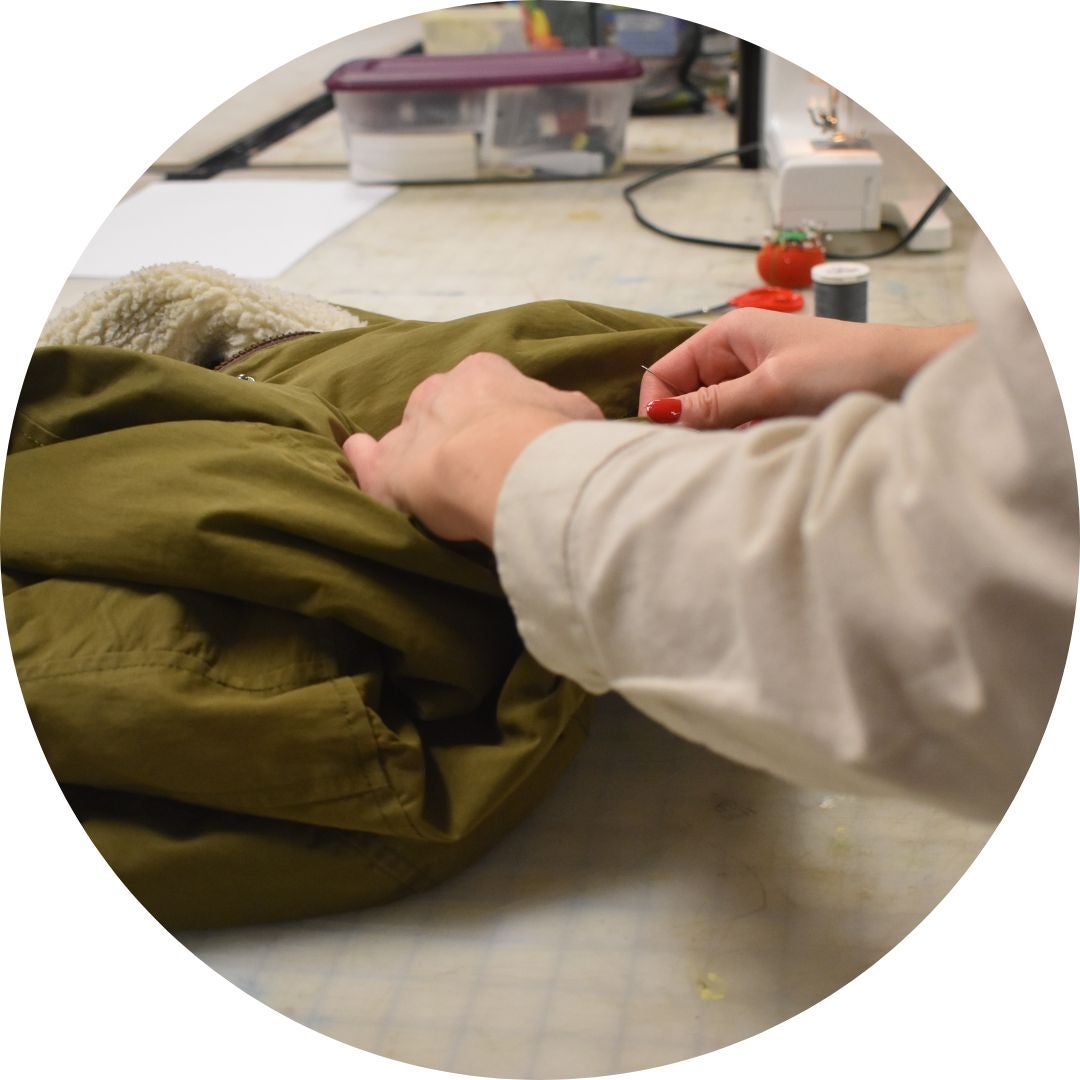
[4,297,697,928]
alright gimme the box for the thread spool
[811,261,870,322]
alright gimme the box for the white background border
[3,2,1075,1077]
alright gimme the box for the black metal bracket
[165,93,336,180]
[164,41,423,181]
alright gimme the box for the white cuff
[493,419,655,692]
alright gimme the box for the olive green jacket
[3,300,695,929]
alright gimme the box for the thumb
[652,370,781,430]
[342,432,380,492]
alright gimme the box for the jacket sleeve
[492,236,1078,820]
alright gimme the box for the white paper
[72,179,398,279]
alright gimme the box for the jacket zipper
[214,330,318,372]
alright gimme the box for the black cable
[622,143,952,260]
[846,184,952,259]
[622,143,764,251]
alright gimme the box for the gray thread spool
[811,261,870,322]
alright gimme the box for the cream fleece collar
[38,262,366,367]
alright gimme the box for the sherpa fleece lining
[38,262,366,367]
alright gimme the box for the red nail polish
[646,398,682,424]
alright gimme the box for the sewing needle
[641,365,681,394]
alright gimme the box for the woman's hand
[344,351,602,545]
[640,308,975,429]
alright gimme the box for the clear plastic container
[326,48,643,183]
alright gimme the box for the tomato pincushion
[757,228,826,289]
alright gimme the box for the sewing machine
[761,50,953,249]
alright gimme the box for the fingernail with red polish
[646,398,682,424]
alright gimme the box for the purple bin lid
[326,47,643,93]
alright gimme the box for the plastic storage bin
[326,47,643,183]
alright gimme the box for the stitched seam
[163,775,393,805]
[11,411,64,448]
[332,674,430,842]
[26,664,396,805]
[16,651,337,694]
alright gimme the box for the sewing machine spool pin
[808,85,872,150]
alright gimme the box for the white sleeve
[493,237,1077,821]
